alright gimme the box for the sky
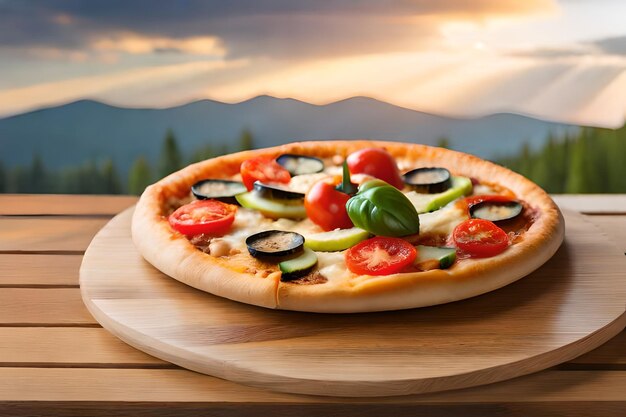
[0,0,625,127]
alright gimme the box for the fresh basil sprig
[346,180,420,237]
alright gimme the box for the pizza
[132,140,564,313]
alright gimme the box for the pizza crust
[132,140,564,313]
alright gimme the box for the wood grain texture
[0,368,625,408]
[0,217,109,252]
[588,216,626,249]
[552,194,626,214]
[0,328,168,367]
[0,194,137,216]
[79,208,626,397]
[0,289,96,325]
[0,254,81,286]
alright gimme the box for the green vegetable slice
[405,176,472,213]
[415,245,457,269]
[236,191,306,219]
[279,248,318,281]
[304,227,370,252]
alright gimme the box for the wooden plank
[586,215,626,249]
[0,217,109,252]
[0,328,168,367]
[0,254,81,286]
[0,325,622,369]
[0,289,96,325]
[0,194,136,216]
[570,332,626,367]
[552,194,626,214]
[0,369,625,408]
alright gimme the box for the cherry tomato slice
[345,237,417,276]
[169,200,237,236]
[452,219,509,258]
[346,148,404,189]
[240,157,291,191]
[305,178,353,231]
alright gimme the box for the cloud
[0,0,555,60]
[91,33,225,56]
[594,35,626,56]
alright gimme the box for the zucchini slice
[236,191,306,219]
[279,248,318,281]
[406,176,473,213]
[415,246,456,270]
[304,228,370,252]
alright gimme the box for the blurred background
[0,0,624,195]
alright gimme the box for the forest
[0,124,624,195]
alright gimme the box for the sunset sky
[1,0,625,127]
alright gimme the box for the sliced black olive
[246,230,305,258]
[470,200,523,223]
[403,167,452,193]
[192,179,247,204]
[253,181,304,201]
[276,154,325,176]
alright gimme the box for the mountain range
[0,96,579,174]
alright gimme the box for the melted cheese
[418,203,469,237]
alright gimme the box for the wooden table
[1,194,624,416]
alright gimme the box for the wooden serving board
[80,208,626,397]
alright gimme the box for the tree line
[495,124,626,193]
[0,124,624,195]
[0,128,254,195]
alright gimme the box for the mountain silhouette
[0,95,578,174]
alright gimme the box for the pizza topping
[236,189,306,219]
[168,200,237,237]
[403,167,452,194]
[414,246,456,270]
[279,247,319,281]
[345,236,417,275]
[276,154,325,176]
[240,156,291,191]
[246,230,305,258]
[470,200,523,223]
[346,147,404,189]
[191,179,247,204]
[452,219,509,258]
[253,181,305,200]
[304,163,356,231]
[304,227,370,252]
[405,176,473,213]
[346,180,420,237]
[288,271,328,285]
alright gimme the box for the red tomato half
[452,219,509,258]
[345,237,417,276]
[240,157,291,191]
[305,178,353,231]
[346,148,404,189]
[169,200,237,236]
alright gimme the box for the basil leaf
[346,183,420,237]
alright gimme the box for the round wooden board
[80,207,626,397]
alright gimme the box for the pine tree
[128,156,153,195]
[436,137,450,149]
[0,160,6,193]
[239,128,254,151]
[189,144,215,164]
[30,153,47,193]
[101,159,123,194]
[158,129,183,179]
